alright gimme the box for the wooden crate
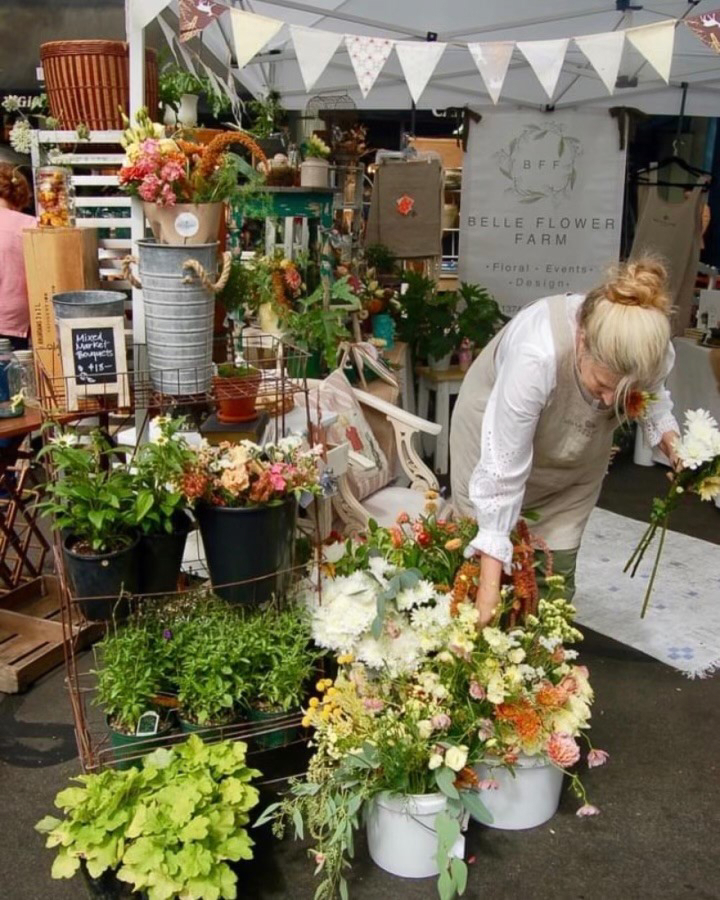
[0,575,101,693]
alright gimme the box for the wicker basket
[40,40,158,131]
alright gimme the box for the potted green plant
[159,63,232,127]
[394,272,459,369]
[36,735,260,899]
[39,430,138,622]
[246,89,287,155]
[456,281,506,355]
[213,362,262,423]
[180,436,321,605]
[365,243,397,278]
[280,276,360,376]
[93,620,172,768]
[243,606,320,749]
[133,415,196,595]
[300,134,331,188]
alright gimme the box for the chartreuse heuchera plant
[35,736,260,900]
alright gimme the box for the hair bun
[604,257,670,313]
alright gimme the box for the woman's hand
[659,430,682,472]
[474,554,503,627]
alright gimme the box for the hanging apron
[450,295,617,551]
[630,181,706,335]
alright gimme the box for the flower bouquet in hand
[626,408,720,617]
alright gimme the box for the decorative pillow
[313,369,391,501]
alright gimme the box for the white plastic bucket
[300,159,329,188]
[473,754,564,830]
[366,791,465,879]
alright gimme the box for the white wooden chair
[305,380,443,535]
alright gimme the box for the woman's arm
[464,342,553,622]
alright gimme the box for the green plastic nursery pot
[287,350,324,379]
[248,707,299,750]
[62,532,139,622]
[108,718,174,771]
[196,497,298,605]
[178,716,239,742]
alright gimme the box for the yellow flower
[315,678,332,693]
[425,490,439,500]
[444,538,462,551]
[326,687,339,698]
[301,716,312,728]
[308,697,320,709]
[696,476,720,502]
[321,708,332,721]
[337,653,354,665]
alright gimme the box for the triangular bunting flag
[130,0,172,31]
[685,8,720,54]
[229,8,283,70]
[290,25,344,92]
[156,12,180,64]
[467,41,514,104]
[574,31,625,94]
[517,38,569,99]
[395,41,447,104]
[179,0,224,43]
[626,21,675,83]
[345,35,395,98]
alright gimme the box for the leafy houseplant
[39,430,139,621]
[395,273,504,368]
[365,243,396,276]
[246,90,287,141]
[280,276,361,373]
[133,416,196,595]
[36,736,260,900]
[159,63,232,124]
[213,362,262,424]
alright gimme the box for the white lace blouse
[466,294,678,567]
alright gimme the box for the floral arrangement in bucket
[263,515,608,898]
[626,408,720,616]
[118,108,267,243]
[300,134,331,188]
[180,435,321,509]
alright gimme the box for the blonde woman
[450,259,679,625]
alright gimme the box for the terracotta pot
[143,201,223,245]
[213,372,261,423]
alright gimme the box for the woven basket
[40,40,158,131]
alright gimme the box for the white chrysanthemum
[311,573,378,652]
[395,579,435,610]
[9,120,32,154]
[414,580,439,606]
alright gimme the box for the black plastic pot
[138,511,193,596]
[62,533,140,622]
[196,498,297,605]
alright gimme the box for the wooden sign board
[58,316,129,411]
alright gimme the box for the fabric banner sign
[290,25,344,92]
[468,42,515,105]
[685,8,720,54]
[458,110,627,316]
[179,0,225,43]
[395,40,447,104]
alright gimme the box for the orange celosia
[496,700,542,743]
[450,561,481,617]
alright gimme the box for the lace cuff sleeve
[464,529,514,573]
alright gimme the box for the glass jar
[0,340,24,418]
[10,350,38,408]
[34,166,75,228]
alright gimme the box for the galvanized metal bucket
[137,240,217,395]
[52,290,125,320]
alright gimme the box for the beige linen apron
[450,295,616,551]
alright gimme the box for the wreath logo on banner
[494,121,583,205]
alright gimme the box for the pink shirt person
[0,164,34,340]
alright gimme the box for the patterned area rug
[575,508,720,678]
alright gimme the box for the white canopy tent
[127,0,720,118]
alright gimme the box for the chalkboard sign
[71,327,118,384]
[59,316,129,411]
